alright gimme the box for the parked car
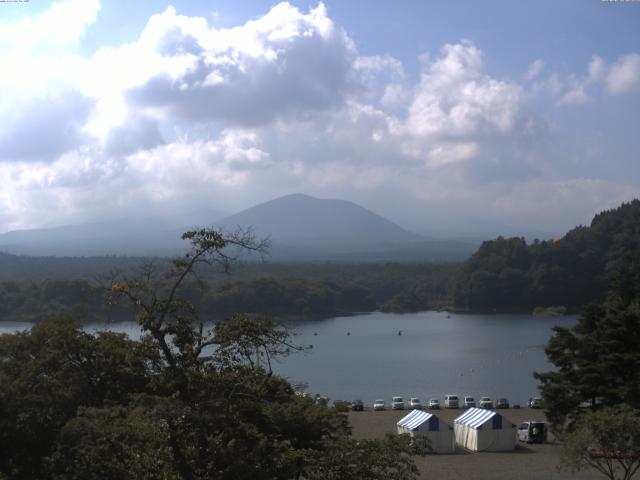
[495,398,510,409]
[444,394,459,409]
[529,397,543,409]
[463,396,476,408]
[391,396,405,410]
[517,421,547,443]
[409,397,422,409]
[350,399,364,411]
[479,396,493,409]
[373,399,386,411]
[428,398,440,409]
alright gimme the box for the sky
[0,0,639,237]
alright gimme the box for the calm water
[0,311,575,406]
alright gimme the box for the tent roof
[454,408,498,429]
[397,409,433,430]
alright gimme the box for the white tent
[454,408,516,452]
[396,409,455,453]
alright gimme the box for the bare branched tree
[108,227,270,395]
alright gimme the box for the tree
[1,227,427,479]
[0,315,155,480]
[560,405,640,480]
[534,257,640,430]
[303,434,429,480]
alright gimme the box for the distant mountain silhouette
[217,193,423,249]
[0,218,186,256]
[0,194,479,260]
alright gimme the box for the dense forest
[0,259,455,323]
[2,199,639,322]
[453,200,640,311]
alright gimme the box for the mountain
[214,194,479,261]
[0,218,185,256]
[0,194,479,260]
[452,199,640,311]
[217,193,423,247]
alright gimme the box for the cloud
[606,53,640,94]
[0,0,100,51]
[402,42,524,138]
[387,41,540,180]
[104,115,165,156]
[554,53,639,104]
[558,55,605,105]
[491,178,640,232]
[0,90,94,162]
[525,59,545,81]
[125,3,356,126]
[0,2,637,237]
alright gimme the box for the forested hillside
[0,261,455,323]
[452,200,640,311]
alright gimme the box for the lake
[0,311,575,406]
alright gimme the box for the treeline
[452,199,640,311]
[0,262,457,323]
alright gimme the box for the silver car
[409,397,422,409]
[373,399,386,411]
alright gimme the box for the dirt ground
[347,408,604,480]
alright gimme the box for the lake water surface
[0,311,575,406]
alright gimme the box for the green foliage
[49,402,180,480]
[560,405,640,480]
[535,257,640,430]
[303,434,428,480]
[0,315,155,479]
[205,276,377,319]
[0,228,425,479]
[453,200,640,311]
[0,262,456,323]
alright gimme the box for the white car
[479,396,493,409]
[373,399,386,411]
[391,396,405,410]
[444,394,459,409]
[428,398,440,409]
[409,397,422,409]
[463,396,476,408]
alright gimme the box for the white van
[444,394,459,408]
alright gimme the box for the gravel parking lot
[347,408,603,480]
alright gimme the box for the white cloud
[559,83,589,105]
[0,2,637,237]
[0,0,100,51]
[606,53,640,94]
[554,53,640,104]
[122,2,356,127]
[557,55,605,105]
[402,42,524,138]
[525,59,545,80]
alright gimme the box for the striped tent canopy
[397,409,433,430]
[454,408,498,429]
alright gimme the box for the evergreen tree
[535,257,640,430]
